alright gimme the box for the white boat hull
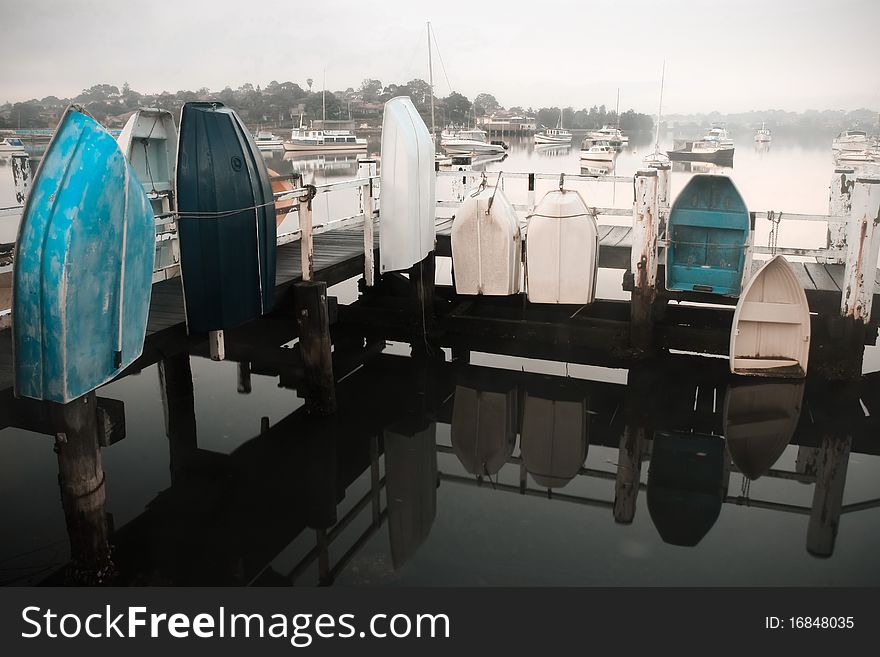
[525,189,599,304]
[534,133,572,145]
[379,96,436,273]
[282,141,367,152]
[580,150,615,162]
[730,255,810,378]
[442,139,506,155]
[451,185,522,295]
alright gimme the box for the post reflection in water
[13,323,880,586]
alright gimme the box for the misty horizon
[3,0,878,115]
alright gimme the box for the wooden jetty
[4,156,880,582]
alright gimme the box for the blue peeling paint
[13,107,155,403]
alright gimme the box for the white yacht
[585,126,627,147]
[0,137,26,155]
[579,139,616,162]
[254,130,285,149]
[534,110,572,145]
[283,126,368,152]
[441,128,507,155]
[704,124,734,147]
[832,130,869,151]
[754,123,772,143]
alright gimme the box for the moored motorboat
[754,123,772,143]
[525,187,599,304]
[534,111,572,145]
[176,102,277,333]
[441,128,507,155]
[13,105,155,402]
[0,137,27,155]
[254,129,285,149]
[586,125,627,147]
[704,123,734,147]
[665,174,752,296]
[667,138,735,164]
[730,255,810,378]
[832,129,868,151]
[451,182,522,295]
[579,138,616,162]
[283,126,368,152]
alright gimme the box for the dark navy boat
[175,102,276,333]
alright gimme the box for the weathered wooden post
[52,392,115,584]
[821,166,855,264]
[630,169,660,352]
[840,176,880,322]
[358,159,377,286]
[649,161,671,235]
[294,280,337,415]
[527,172,536,212]
[614,364,655,523]
[11,153,31,205]
[208,330,225,361]
[158,354,198,484]
[237,361,252,394]
[409,254,437,355]
[806,435,851,558]
[299,184,316,282]
[833,175,880,377]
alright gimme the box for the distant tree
[473,93,499,116]
[306,78,314,92]
[443,91,472,124]
[359,78,383,102]
[406,79,432,110]
[304,90,342,121]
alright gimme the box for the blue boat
[175,102,276,333]
[13,105,155,403]
[665,174,752,296]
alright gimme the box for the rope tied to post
[299,183,318,210]
[767,210,782,255]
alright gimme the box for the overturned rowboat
[525,188,599,304]
[729,255,810,378]
[176,102,277,333]
[13,105,154,402]
[666,174,752,296]
[117,108,177,216]
[379,96,436,273]
[451,184,522,295]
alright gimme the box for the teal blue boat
[665,174,752,296]
[13,105,155,403]
[176,102,276,333]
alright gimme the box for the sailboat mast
[616,88,620,127]
[322,69,326,125]
[427,21,436,137]
[654,61,665,153]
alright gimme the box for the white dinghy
[379,96,436,273]
[451,182,522,295]
[521,392,587,490]
[730,255,811,378]
[723,381,805,480]
[117,108,177,216]
[451,385,518,477]
[525,188,599,304]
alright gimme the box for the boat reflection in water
[18,322,880,585]
[533,143,571,158]
[671,160,732,174]
[284,152,364,179]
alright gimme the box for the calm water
[1,133,879,586]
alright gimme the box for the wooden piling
[806,435,851,557]
[840,176,880,323]
[208,329,225,361]
[52,392,115,584]
[630,169,660,352]
[409,252,437,353]
[237,361,252,394]
[614,365,655,523]
[299,186,316,282]
[358,160,377,287]
[158,354,198,483]
[294,280,337,415]
[822,167,855,264]
[527,172,536,212]
[11,153,31,205]
[649,161,671,235]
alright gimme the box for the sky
[3,0,879,114]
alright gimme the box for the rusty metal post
[822,167,855,264]
[299,187,315,282]
[840,176,880,322]
[630,169,660,352]
[527,172,536,212]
